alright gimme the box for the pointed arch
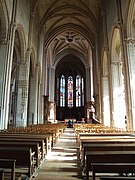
[110,28,126,129]
[0,0,9,40]
[16,24,26,62]
[126,0,135,130]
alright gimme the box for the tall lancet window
[76,75,81,107]
[60,75,65,107]
[76,75,84,107]
[68,76,73,107]
[82,77,84,106]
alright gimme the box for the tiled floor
[33,128,83,180]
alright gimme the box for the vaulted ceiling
[32,0,102,67]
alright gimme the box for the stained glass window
[68,76,73,107]
[56,78,59,105]
[76,75,81,107]
[58,74,84,107]
[82,77,84,106]
[60,75,65,107]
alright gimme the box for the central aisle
[33,128,82,180]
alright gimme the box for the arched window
[76,75,81,107]
[82,77,84,106]
[57,74,84,107]
[68,76,73,107]
[60,75,65,107]
[76,75,84,107]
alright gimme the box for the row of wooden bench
[73,123,127,134]
[0,133,52,179]
[0,123,66,180]
[75,128,135,180]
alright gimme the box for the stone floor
[33,128,83,180]
[31,128,134,180]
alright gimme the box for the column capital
[0,38,9,45]
[114,21,122,28]
[10,22,17,30]
[27,47,32,54]
[111,61,122,66]
[102,74,108,78]
[124,38,135,44]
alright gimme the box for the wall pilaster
[1,0,18,129]
[124,38,135,130]
[116,0,133,130]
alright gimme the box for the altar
[65,119,76,128]
[65,119,76,123]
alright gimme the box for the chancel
[0,0,135,180]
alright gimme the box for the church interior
[1,0,135,179]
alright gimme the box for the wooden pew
[0,133,51,158]
[85,151,135,180]
[81,143,135,165]
[91,163,135,180]
[0,141,41,167]
[79,133,134,136]
[77,133,133,142]
[80,138,135,153]
[0,169,4,180]
[0,147,35,178]
[0,132,52,153]
[4,123,66,145]
[73,124,126,134]
[0,137,45,161]
[0,159,16,180]
[100,177,135,180]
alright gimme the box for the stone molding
[0,38,9,45]
[124,38,135,44]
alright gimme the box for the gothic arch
[126,0,135,130]
[44,23,94,49]
[110,28,126,129]
[9,26,26,127]
[29,48,35,76]
[16,24,26,62]
[0,0,8,40]
[40,0,97,34]
[27,47,37,125]
[53,49,88,69]
[126,0,135,38]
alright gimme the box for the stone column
[108,56,115,127]
[43,48,48,96]
[48,67,55,102]
[124,38,135,130]
[41,48,49,124]
[86,67,91,102]
[47,67,55,122]
[100,10,109,124]
[116,0,133,130]
[0,39,9,129]
[100,72,104,124]
[16,64,29,127]
[19,10,35,126]
[1,0,18,129]
[35,32,44,124]
[92,41,100,119]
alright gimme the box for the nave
[33,128,82,180]
[0,123,135,180]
